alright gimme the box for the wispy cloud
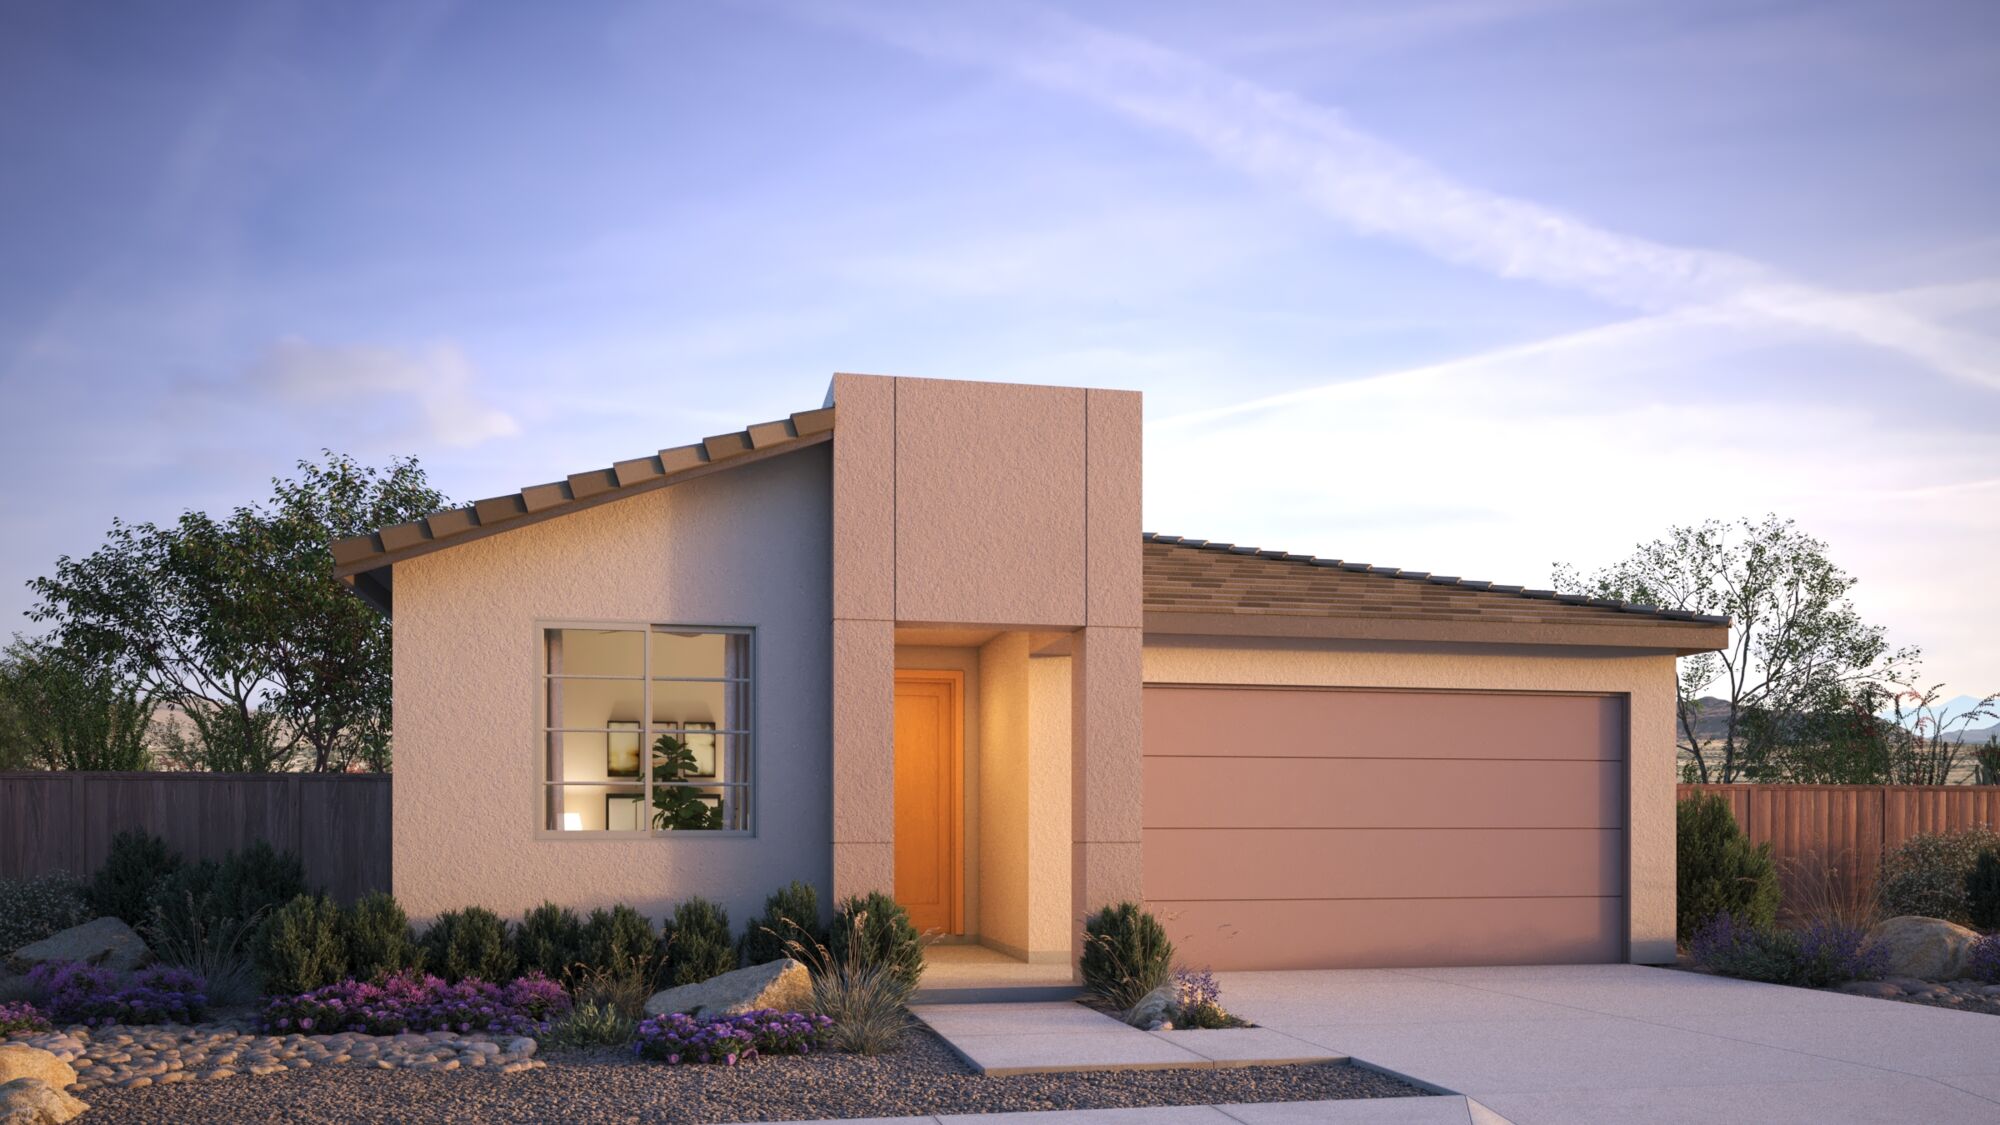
[812,1,2000,389]
[175,338,519,451]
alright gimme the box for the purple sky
[1,0,1995,701]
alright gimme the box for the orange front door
[893,669,963,935]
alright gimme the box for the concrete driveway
[1221,964,2000,1124]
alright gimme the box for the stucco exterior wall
[976,634,1030,954]
[391,446,833,926]
[1141,637,1679,964]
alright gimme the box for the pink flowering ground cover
[258,971,570,1036]
[633,1009,833,1066]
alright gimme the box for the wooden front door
[893,669,963,935]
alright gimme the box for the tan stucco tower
[828,374,1143,951]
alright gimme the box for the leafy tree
[1883,685,1999,786]
[0,636,153,771]
[1556,516,1916,783]
[1736,682,1896,784]
[28,452,445,773]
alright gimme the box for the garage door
[1142,685,1626,970]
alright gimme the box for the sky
[0,0,1995,702]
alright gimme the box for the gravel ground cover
[79,1024,1430,1124]
[1837,975,2000,1015]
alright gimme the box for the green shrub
[543,998,636,1048]
[515,902,585,982]
[343,892,422,981]
[422,907,517,983]
[661,896,737,987]
[1080,902,1173,1017]
[827,893,923,990]
[1676,794,1780,942]
[143,859,228,941]
[209,841,307,928]
[258,894,348,996]
[579,904,658,992]
[741,880,821,966]
[1965,850,2000,932]
[0,873,94,956]
[92,830,183,925]
[1880,828,2000,924]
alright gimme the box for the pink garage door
[1143,685,1626,970]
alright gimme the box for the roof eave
[1143,608,1730,654]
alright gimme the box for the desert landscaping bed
[75,1024,1428,1125]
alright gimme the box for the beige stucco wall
[828,374,1144,931]
[391,445,833,926]
[976,635,1030,953]
[1141,637,1679,964]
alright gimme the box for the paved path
[1225,963,2000,1124]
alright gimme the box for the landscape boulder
[5,917,149,975]
[643,958,813,1018]
[0,1048,75,1096]
[1865,915,1980,980]
[0,1077,88,1125]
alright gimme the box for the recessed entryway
[894,667,965,935]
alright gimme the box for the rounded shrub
[515,902,585,982]
[0,873,94,956]
[580,904,659,990]
[343,892,422,982]
[1080,901,1173,1014]
[662,897,737,987]
[422,907,517,984]
[1880,828,2000,925]
[1963,849,2000,932]
[1677,793,1780,942]
[828,892,923,990]
[92,830,184,925]
[259,894,348,996]
[741,880,821,967]
[210,841,308,928]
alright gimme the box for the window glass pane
[546,784,644,832]
[546,629,643,677]
[649,784,744,832]
[649,731,744,784]
[649,630,744,679]
[547,679,643,729]
[547,729,645,784]
[650,680,734,728]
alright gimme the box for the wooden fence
[0,772,391,904]
[1679,783,2000,909]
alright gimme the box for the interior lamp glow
[562,813,583,832]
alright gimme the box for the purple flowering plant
[257,970,571,1036]
[633,1009,832,1066]
[1691,912,1885,988]
[0,1000,50,1036]
[25,962,207,1027]
[1969,934,2000,985]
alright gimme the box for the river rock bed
[7,1023,544,1090]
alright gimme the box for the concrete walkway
[1225,963,2000,1124]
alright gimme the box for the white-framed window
[540,624,752,836]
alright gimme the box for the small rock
[5,918,152,975]
[1836,980,1903,1000]
[0,1077,89,1125]
[644,958,814,1018]
[1866,917,1981,981]
[0,1047,76,1092]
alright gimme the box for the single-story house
[332,374,1727,972]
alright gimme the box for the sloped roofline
[1143,532,1728,625]
[330,405,835,613]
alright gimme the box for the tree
[1884,685,1999,786]
[0,636,153,770]
[1736,682,1896,784]
[1555,516,1916,783]
[27,452,445,773]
